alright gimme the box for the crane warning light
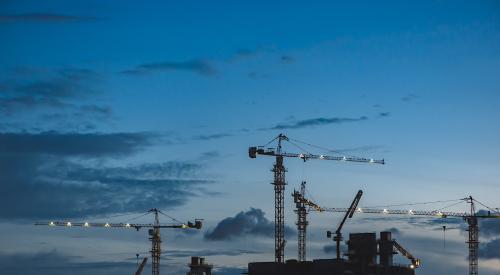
[125,223,131,228]
[408,210,414,215]
[84,222,90,227]
[105,223,110,227]
[356,208,363,213]
[49,221,55,226]
[66,222,72,227]
[383,209,389,214]
[320,155,325,159]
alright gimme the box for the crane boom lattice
[250,134,384,262]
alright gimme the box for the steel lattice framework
[36,209,202,275]
[250,134,384,263]
[319,196,500,275]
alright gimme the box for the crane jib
[249,147,384,164]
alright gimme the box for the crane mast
[249,134,384,263]
[272,134,287,263]
[465,196,479,275]
[292,181,322,262]
[150,208,161,275]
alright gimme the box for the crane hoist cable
[362,198,465,209]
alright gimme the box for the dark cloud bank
[0,131,212,219]
[204,208,294,241]
[0,250,134,275]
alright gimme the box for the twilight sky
[1,1,500,274]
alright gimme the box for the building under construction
[248,231,416,275]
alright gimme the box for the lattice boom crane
[319,196,500,275]
[36,208,202,275]
[292,181,323,262]
[249,134,384,263]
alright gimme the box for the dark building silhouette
[248,232,416,275]
[187,256,213,275]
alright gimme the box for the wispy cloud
[167,249,259,258]
[0,68,101,114]
[280,55,295,63]
[0,13,97,23]
[401,94,420,102]
[122,59,216,76]
[193,133,232,141]
[268,116,368,130]
[0,68,115,131]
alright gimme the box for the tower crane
[35,208,202,275]
[320,196,500,275]
[249,134,384,263]
[326,190,363,260]
[292,181,323,262]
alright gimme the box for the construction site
[34,134,500,275]
[3,2,500,275]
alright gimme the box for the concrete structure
[187,257,213,275]
[248,232,416,275]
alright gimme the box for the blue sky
[1,1,500,274]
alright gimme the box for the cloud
[0,131,156,157]
[167,249,259,258]
[0,157,211,219]
[268,116,368,130]
[479,238,500,259]
[401,94,420,102]
[0,250,134,275]
[477,210,500,238]
[193,133,232,141]
[0,13,97,23]
[200,151,221,159]
[280,55,295,63]
[213,267,247,275]
[122,59,216,76]
[204,208,294,241]
[323,244,336,254]
[385,227,402,235]
[0,131,212,219]
[323,243,347,255]
[0,68,108,123]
